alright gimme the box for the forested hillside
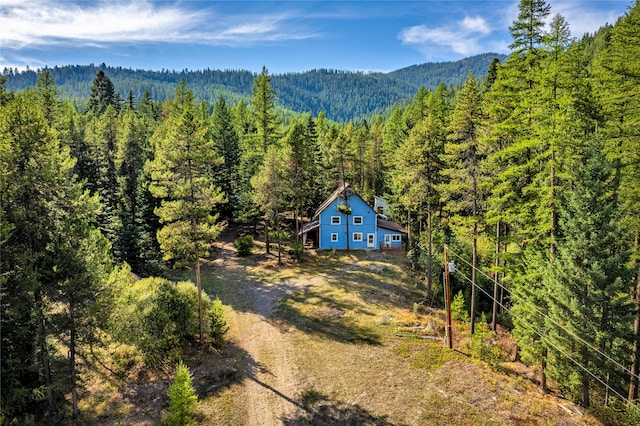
[1,0,639,424]
[3,53,504,121]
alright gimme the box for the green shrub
[450,290,469,323]
[470,313,503,369]
[234,235,254,256]
[291,242,305,260]
[162,361,198,426]
[110,343,143,374]
[208,296,228,346]
[110,277,228,367]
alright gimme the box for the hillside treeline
[1,0,639,423]
[3,53,503,122]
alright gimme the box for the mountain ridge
[4,52,506,121]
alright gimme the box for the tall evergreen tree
[211,96,240,219]
[85,106,120,252]
[1,90,113,421]
[114,108,148,270]
[252,145,289,263]
[509,0,551,55]
[146,85,224,344]
[442,72,485,333]
[250,66,279,154]
[545,136,632,407]
[284,120,315,239]
[87,70,116,116]
[391,114,444,300]
[35,68,59,128]
[595,1,640,400]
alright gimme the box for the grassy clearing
[79,243,603,425]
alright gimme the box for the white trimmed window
[331,233,338,242]
[331,216,341,225]
[353,216,363,225]
[353,232,363,242]
[391,234,401,242]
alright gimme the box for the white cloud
[460,16,491,35]
[551,1,624,37]
[0,0,315,49]
[398,15,493,56]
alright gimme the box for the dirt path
[214,243,321,425]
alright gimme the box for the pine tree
[251,66,279,154]
[545,136,632,407]
[163,361,198,426]
[251,145,289,263]
[114,108,148,271]
[382,106,407,172]
[285,120,314,239]
[528,14,572,255]
[87,70,116,116]
[509,0,551,55]
[595,2,640,400]
[211,96,240,219]
[403,86,428,131]
[483,58,501,91]
[35,68,59,127]
[1,90,113,420]
[85,105,120,253]
[391,114,444,300]
[146,85,224,344]
[442,72,485,333]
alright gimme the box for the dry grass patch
[155,246,603,425]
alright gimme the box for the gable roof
[313,182,350,218]
[312,184,407,235]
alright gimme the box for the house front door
[367,233,375,248]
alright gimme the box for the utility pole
[444,245,453,349]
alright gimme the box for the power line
[453,267,629,403]
[448,248,640,383]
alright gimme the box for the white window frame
[331,233,338,242]
[352,232,363,242]
[353,216,363,225]
[384,234,391,243]
[391,234,401,242]
[331,216,341,225]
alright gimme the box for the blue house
[300,184,407,250]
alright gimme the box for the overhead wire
[447,248,640,382]
[452,266,629,403]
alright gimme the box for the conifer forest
[1,0,639,424]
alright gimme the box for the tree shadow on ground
[273,288,383,345]
[192,343,246,399]
[281,388,398,426]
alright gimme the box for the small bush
[451,290,469,323]
[110,343,142,374]
[208,297,228,346]
[470,313,503,369]
[291,242,305,260]
[162,361,198,426]
[234,235,254,256]
[110,277,228,367]
[590,398,640,426]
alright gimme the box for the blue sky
[0,0,632,74]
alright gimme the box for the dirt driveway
[196,242,598,426]
[209,243,323,425]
